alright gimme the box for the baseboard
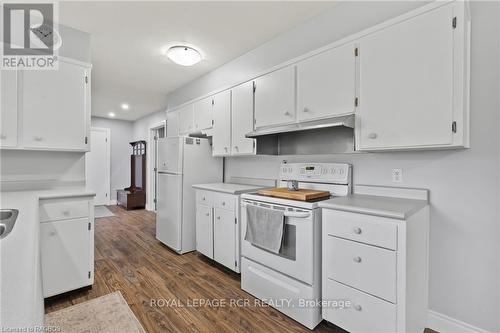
[428,310,492,333]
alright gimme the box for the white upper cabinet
[177,104,194,135]
[356,2,469,150]
[297,43,357,122]
[231,81,255,155]
[212,90,231,156]
[166,111,179,137]
[21,60,90,151]
[254,66,296,128]
[0,70,18,147]
[193,97,213,131]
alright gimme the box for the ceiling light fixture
[108,112,115,118]
[121,103,129,110]
[166,45,202,66]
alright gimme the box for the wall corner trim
[428,310,492,333]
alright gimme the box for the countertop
[318,194,428,220]
[192,183,265,195]
[0,188,95,329]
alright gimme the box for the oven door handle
[284,211,311,218]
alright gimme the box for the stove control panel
[280,162,351,184]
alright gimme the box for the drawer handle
[222,201,225,206]
[353,256,362,263]
[354,304,362,311]
[353,227,362,234]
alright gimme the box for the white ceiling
[59,1,335,121]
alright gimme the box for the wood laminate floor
[45,206,436,333]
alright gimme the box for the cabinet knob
[222,201,225,206]
[353,256,362,263]
[205,213,210,216]
[216,216,220,220]
[234,146,238,150]
[62,210,70,216]
[0,134,6,140]
[302,107,310,113]
[34,136,43,141]
[49,231,56,236]
[353,227,362,234]
[224,147,228,152]
[202,197,206,201]
[284,111,292,116]
[368,133,378,139]
[354,304,362,311]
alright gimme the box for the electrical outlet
[392,168,403,183]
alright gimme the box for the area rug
[94,205,115,218]
[45,291,145,333]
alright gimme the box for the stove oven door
[241,199,315,285]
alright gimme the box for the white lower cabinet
[322,208,429,333]
[195,189,240,272]
[39,196,94,298]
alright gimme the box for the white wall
[132,110,166,142]
[163,2,500,331]
[91,117,133,202]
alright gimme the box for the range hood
[246,113,355,138]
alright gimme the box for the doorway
[148,122,166,211]
[85,127,111,205]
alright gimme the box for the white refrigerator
[156,137,222,254]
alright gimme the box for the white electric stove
[240,162,352,329]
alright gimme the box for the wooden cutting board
[257,187,331,201]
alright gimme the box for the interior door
[0,70,18,147]
[254,66,296,128]
[195,204,213,258]
[40,218,91,297]
[357,4,454,149]
[156,173,182,251]
[297,43,356,121]
[213,208,236,270]
[212,90,231,156]
[22,60,89,150]
[231,81,255,155]
[85,128,109,205]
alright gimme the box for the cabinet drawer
[323,279,396,333]
[214,193,235,211]
[323,209,398,250]
[40,198,90,222]
[196,190,213,206]
[325,236,396,302]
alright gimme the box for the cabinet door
[196,204,213,259]
[0,70,18,147]
[213,208,236,271]
[297,43,356,122]
[231,81,255,155]
[193,97,213,131]
[166,111,179,137]
[357,5,454,150]
[22,61,90,150]
[40,218,91,297]
[212,90,231,156]
[177,104,194,135]
[254,66,295,128]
